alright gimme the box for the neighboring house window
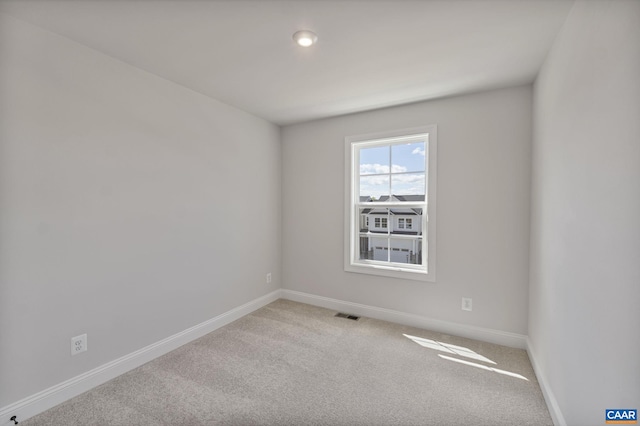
[374,217,388,229]
[398,217,411,229]
[344,126,437,282]
[398,218,413,229]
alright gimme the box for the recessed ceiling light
[293,30,318,47]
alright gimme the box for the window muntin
[345,126,437,282]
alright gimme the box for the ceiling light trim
[293,30,318,47]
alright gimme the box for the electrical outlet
[71,334,87,356]
[462,298,473,311]
[266,273,272,284]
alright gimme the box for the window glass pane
[358,208,371,232]
[358,236,372,261]
[359,146,389,175]
[360,175,389,199]
[391,173,425,196]
[391,142,426,173]
[358,207,372,261]
[390,237,422,265]
[371,236,389,262]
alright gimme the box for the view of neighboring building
[359,195,424,264]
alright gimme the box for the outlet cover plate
[71,334,87,355]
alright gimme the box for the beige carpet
[22,299,552,425]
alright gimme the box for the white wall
[529,1,640,425]
[282,86,532,335]
[0,14,281,407]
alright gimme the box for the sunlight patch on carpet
[438,354,529,381]
[403,334,496,364]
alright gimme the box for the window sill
[345,262,435,282]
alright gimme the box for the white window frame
[344,125,437,282]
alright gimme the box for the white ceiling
[0,0,575,125]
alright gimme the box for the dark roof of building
[362,194,424,216]
[368,209,421,215]
[367,230,422,236]
[365,194,424,202]
[394,194,424,202]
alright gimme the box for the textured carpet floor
[22,299,552,425]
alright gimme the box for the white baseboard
[526,337,566,426]
[0,289,282,426]
[281,289,527,349]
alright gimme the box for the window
[398,218,413,229]
[374,217,388,229]
[344,126,437,281]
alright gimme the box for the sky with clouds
[359,142,426,198]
